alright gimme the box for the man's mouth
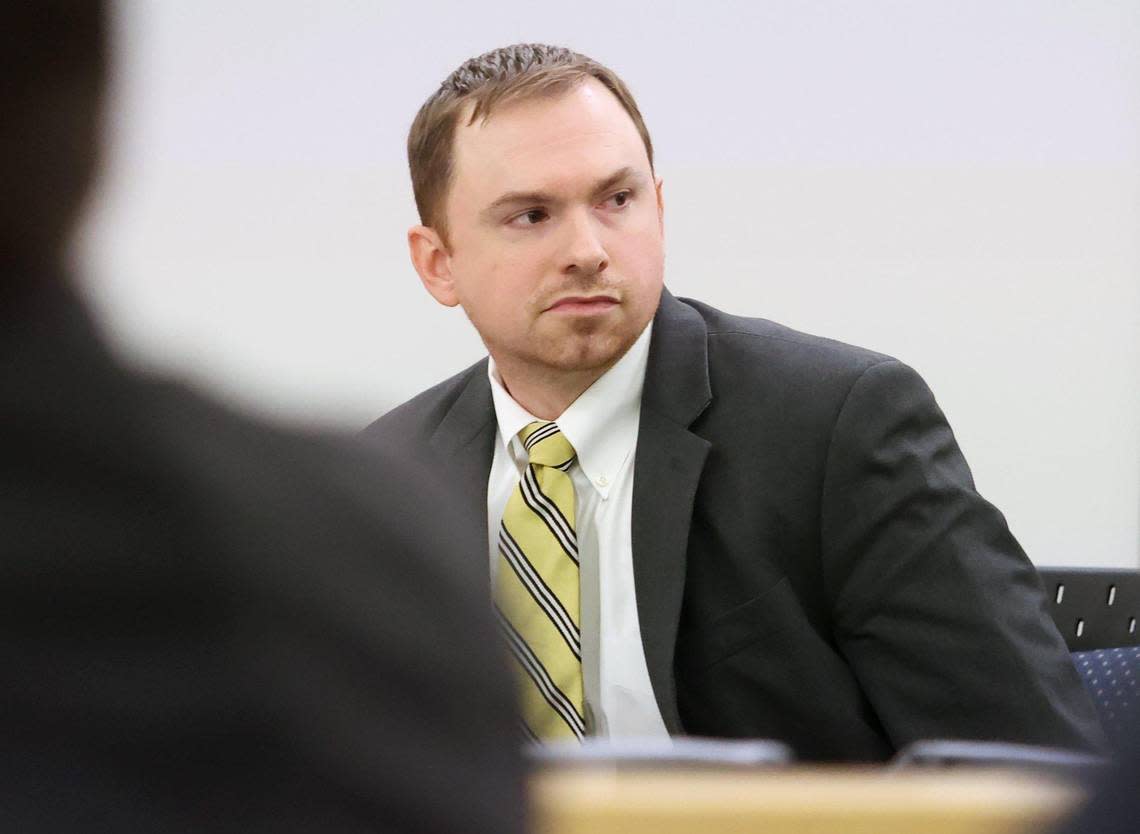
[545,295,620,314]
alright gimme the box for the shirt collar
[487,322,653,499]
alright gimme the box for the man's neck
[493,358,617,420]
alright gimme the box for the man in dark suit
[2,6,523,831]
[364,43,1105,759]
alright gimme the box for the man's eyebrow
[480,166,645,220]
[589,166,642,199]
[480,190,555,220]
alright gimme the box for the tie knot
[519,421,576,469]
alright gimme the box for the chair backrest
[1036,568,1140,651]
[1070,646,1140,745]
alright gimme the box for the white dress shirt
[487,323,668,739]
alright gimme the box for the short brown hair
[407,44,654,240]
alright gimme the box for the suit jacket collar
[641,290,713,425]
[429,360,495,458]
[427,361,498,575]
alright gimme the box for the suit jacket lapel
[633,290,712,733]
[429,362,497,574]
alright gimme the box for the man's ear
[408,225,459,307]
[654,174,665,233]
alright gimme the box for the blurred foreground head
[0,2,105,281]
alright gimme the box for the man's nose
[561,209,609,276]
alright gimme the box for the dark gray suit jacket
[365,289,1105,761]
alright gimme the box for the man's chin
[541,331,636,375]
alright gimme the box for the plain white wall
[78,0,1140,568]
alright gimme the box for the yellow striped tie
[495,421,584,742]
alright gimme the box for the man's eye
[511,209,548,226]
[607,190,632,208]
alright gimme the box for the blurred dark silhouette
[0,4,524,831]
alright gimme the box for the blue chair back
[1072,646,1140,745]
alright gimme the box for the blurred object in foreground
[1050,734,1140,834]
[1,3,523,831]
[890,740,1109,776]
[526,736,792,771]
[531,762,1085,834]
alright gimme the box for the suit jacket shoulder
[679,294,897,390]
[671,294,927,472]
[363,358,488,448]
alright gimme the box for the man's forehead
[450,80,648,191]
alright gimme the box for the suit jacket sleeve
[819,359,1106,752]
